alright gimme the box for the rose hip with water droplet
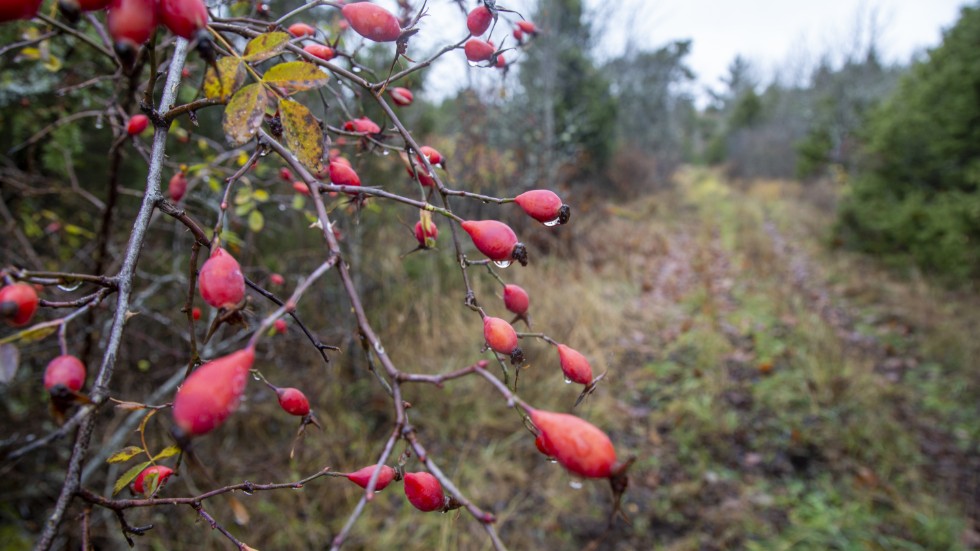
[417,145,443,168]
[198,247,245,309]
[556,344,592,385]
[0,283,39,327]
[461,220,527,266]
[347,465,396,491]
[529,409,616,478]
[464,38,495,63]
[342,2,401,42]
[172,347,255,438]
[44,355,86,393]
[403,472,445,512]
[514,189,570,225]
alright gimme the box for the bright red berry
[329,161,361,192]
[126,114,149,135]
[503,284,529,316]
[172,347,255,437]
[44,355,87,393]
[108,0,158,52]
[131,465,175,495]
[347,464,396,491]
[514,189,569,225]
[269,273,285,286]
[168,171,187,202]
[287,22,316,37]
[276,387,309,415]
[512,28,523,42]
[461,220,527,266]
[342,116,381,134]
[534,433,553,457]
[466,5,492,36]
[303,43,335,61]
[464,38,495,63]
[198,247,246,309]
[417,145,443,168]
[516,20,537,34]
[158,0,208,39]
[529,409,616,478]
[341,2,401,43]
[273,319,288,335]
[292,181,311,196]
[77,0,111,10]
[279,168,293,181]
[403,472,445,512]
[405,165,436,187]
[191,306,201,320]
[389,87,413,106]
[0,283,39,327]
[0,0,42,22]
[483,316,522,362]
[495,54,506,69]
[556,344,593,385]
[414,220,438,248]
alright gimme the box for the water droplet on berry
[543,217,562,227]
[569,480,583,490]
[493,260,512,269]
[467,60,481,68]
[382,149,390,156]
[252,373,261,381]
[242,488,254,495]
[563,376,572,384]
[352,66,362,73]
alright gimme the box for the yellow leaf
[113,460,151,495]
[262,61,329,93]
[106,446,146,464]
[0,324,57,345]
[253,189,269,202]
[223,83,270,146]
[204,57,245,101]
[229,497,251,525]
[243,32,291,63]
[278,99,324,173]
[152,445,180,461]
[248,209,264,232]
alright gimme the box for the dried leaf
[204,57,245,101]
[113,460,151,495]
[229,496,251,525]
[0,324,57,345]
[261,61,330,93]
[0,343,19,384]
[278,99,324,173]
[243,32,291,63]
[223,84,270,146]
[107,446,146,464]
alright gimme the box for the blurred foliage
[837,4,980,283]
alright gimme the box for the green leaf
[106,446,146,464]
[248,209,264,232]
[0,325,57,345]
[153,445,181,461]
[234,203,253,217]
[204,57,245,101]
[113,460,151,495]
[253,189,269,202]
[278,99,324,173]
[243,32,291,63]
[223,84,270,146]
[262,61,330,93]
[291,194,306,210]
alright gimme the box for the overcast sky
[389,0,971,100]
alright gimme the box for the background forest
[1,0,978,550]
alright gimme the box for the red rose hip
[0,283,39,327]
[168,171,188,202]
[198,247,246,309]
[464,39,495,63]
[108,0,158,51]
[158,0,208,39]
[503,284,529,316]
[276,387,309,416]
[466,5,493,36]
[287,22,316,37]
[126,114,149,135]
[483,316,523,363]
[529,409,616,478]
[342,2,401,42]
[403,472,445,512]
[303,44,335,61]
[131,465,174,495]
[556,344,593,385]
[347,464,396,491]
[461,220,527,266]
[389,87,413,106]
[172,347,255,437]
[44,355,87,393]
[514,189,569,225]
